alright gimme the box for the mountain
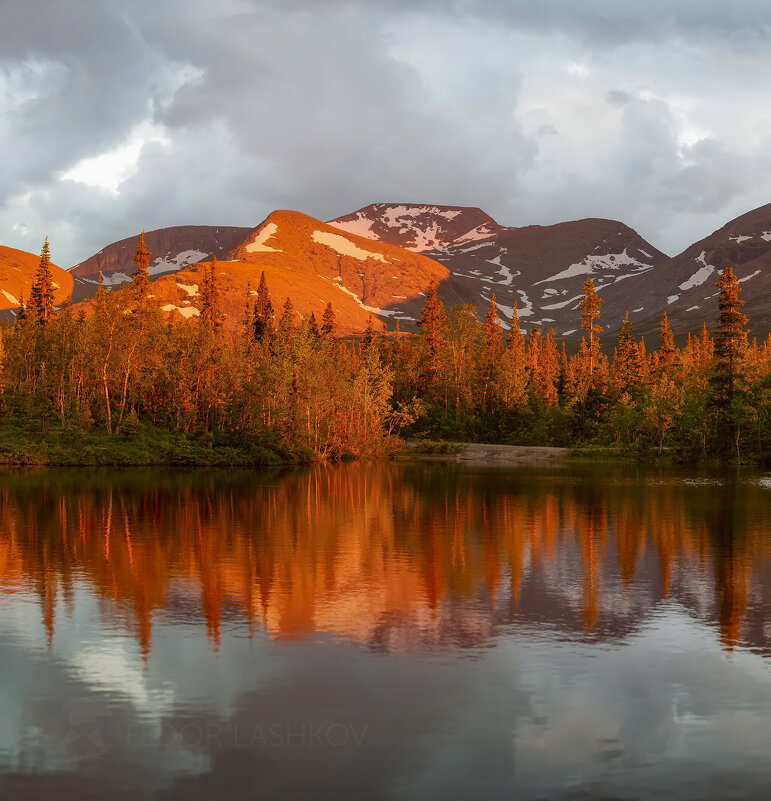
[0,245,73,314]
[145,210,449,334]
[68,202,771,339]
[636,203,771,340]
[330,204,669,335]
[69,225,251,301]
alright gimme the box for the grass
[0,420,313,467]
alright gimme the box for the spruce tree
[30,237,55,325]
[506,302,525,354]
[658,312,676,371]
[253,272,275,341]
[131,231,151,300]
[362,313,375,348]
[321,302,336,338]
[613,311,643,392]
[277,297,295,345]
[307,311,320,339]
[711,266,749,456]
[578,277,603,377]
[15,291,27,324]
[538,329,560,406]
[713,266,748,400]
[480,294,504,408]
[200,257,221,331]
[417,280,443,376]
[482,294,504,360]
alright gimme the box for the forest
[0,234,769,465]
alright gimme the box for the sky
[3,0,771,267]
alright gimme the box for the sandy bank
[398,442,569,465]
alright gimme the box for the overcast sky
[3,0,771,267]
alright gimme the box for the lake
[1,461,771,799]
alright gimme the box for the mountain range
[5,201,771,339]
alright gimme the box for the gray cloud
[1,0,771,265]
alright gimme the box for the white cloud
[61,121,171,193]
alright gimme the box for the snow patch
[534,249,650,284]
[454,241,494,254]
[450,224,498,246]
[330,276,394,316]
[667,295,679,304]
[516,290,533,317]
[739,270,761,282]
[562,329,577,336]
[679,251,715,291]
[162,304,200,319]
[1,290,19,305]
[494,302,514,329]
[150,249,209,276]
[312,230,387,263]
[728,235,752,244]
[328,213,376,240]
[176,282,199,297]
[541,294,583,310]
[245,223,283,254]
[686,306,701,312]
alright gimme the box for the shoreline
[396,441,570,466]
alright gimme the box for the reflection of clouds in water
[69,642,175,718]
[0,465,770,796]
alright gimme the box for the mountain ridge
[2,201,770,338]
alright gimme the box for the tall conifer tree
[30,237,55,325]
[578,277,603,378]
[253,272,275,341]
[200,257,221,331]
[321,302,336,338]
[131,231,151,300]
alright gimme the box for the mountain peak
[328,203,501,252]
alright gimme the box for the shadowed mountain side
[70,225,252,302]
[375,218,669,335]
[635,203,771,340]
[331,203,669,335]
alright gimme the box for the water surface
[1,462,771,799]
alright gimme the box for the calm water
[1,462,771,799]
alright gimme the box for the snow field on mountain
[311,230,387,263]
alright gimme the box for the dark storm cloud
[310,0,771,44]
[1,0,771,265]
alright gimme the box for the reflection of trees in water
[0,465,768,656]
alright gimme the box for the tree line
[1,233,769,463]
[392,269,770,462]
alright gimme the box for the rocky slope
[70,225,251,301]
[636,203,771,340]
[0,245,73,314]
[145,210,449,334]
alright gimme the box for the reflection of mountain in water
[0,464,769,657]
